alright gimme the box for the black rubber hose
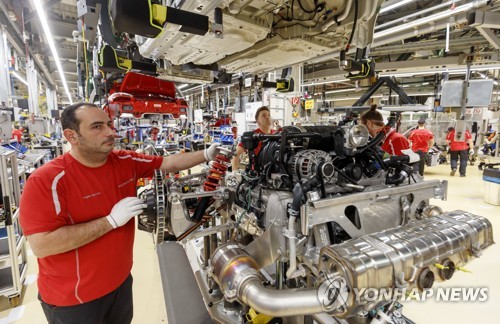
[192,196,211,222]
[386,172,407,186]
[290,183,303,217]
[289,178,320,217]
[235,177,245,206]
[333,165,359,185]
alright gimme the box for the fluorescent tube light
[379,65,500,78]
[10,71,28,86]
[375,2,477,39]
[477,72,499,85]
[302,79,350,87]
[32,0,73,104]
[325,88,357,94]
[445,22,450,52]
[178,83,188,89]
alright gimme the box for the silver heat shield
[318,210,494,318]
[210,211,493,319]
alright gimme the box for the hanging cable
[81,18,89,101]
[345,0,358,53]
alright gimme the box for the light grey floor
[0,159,498,323]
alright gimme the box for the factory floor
[0,159,499,324]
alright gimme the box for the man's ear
[63,129,77,143]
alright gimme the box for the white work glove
[401,149,420,164]
[470,149,475,155]
[106,197,144,229]
[204,143,219,161]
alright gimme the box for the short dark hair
[418,118,426,124]
[61,103,99,132]
[255,106,270,121]
[360,104,384,126]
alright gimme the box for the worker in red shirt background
[11,124,23,142]
[232,106,276,170]
[409,118,434,176]
[360,105,410,156]
[149,121,160,142]
[231,121,238,139]
[446,126,474,177]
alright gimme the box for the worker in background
[408,118,434,176]
[231,121,238,139]
[446,126,474,177]
[483,129,497,156]
[149,120,160,143]
[11,124,22,142]
[232,106,276,170]
[19,103,221,324]
[360,105,410,156]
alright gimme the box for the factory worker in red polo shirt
[232,106,277,170]
[446,126,474,177]
[409,118,434,176]
[360,105,410,156]
[19,103,220,324]
[11,124,23,142]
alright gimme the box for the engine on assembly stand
[137,124,494,324]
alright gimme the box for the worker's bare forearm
[27,217,113,258]
[232,146,244,170]
[161,150,206,172]
[232,155,240,170]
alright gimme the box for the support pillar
[26,57,39,115]
[0,26,12,106]
[46,87,57,116]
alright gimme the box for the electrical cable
[297,0,314,13]
[81,18,89,101]
[345,0,358,52]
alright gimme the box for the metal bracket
[353,77,416,107]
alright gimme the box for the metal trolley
[0,150,28,307]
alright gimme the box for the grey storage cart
[0,150,28,307]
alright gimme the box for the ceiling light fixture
[325,88,357,94]
[379,64,500,78]
[301,79,350,87]
[32,0,73,104]
[476,71,499,85]
[379,0,417,14]
[376,2,477,39]
[177,83,189,89]
[10,71,29,86]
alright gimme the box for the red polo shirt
[381,129,410,156]
[20,150,163,306]
[11,129,22,142]
[409,128,434,153]
[446,130,472,151]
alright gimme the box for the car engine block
[138,124,494,324]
